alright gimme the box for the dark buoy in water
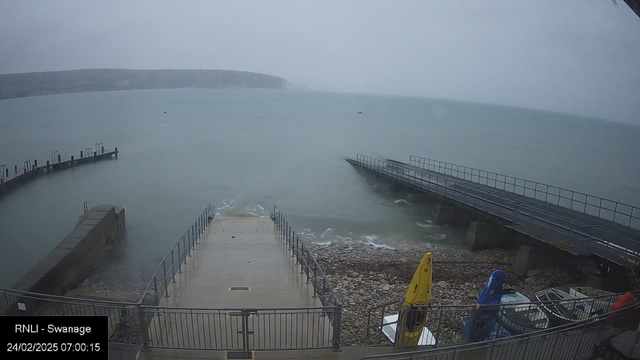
[358,111,363,114]
[164,111,167,114]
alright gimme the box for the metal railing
[273,204,340,309]
[0,164,7,182]
[144,305,337,352]
[0,203,343,353]
[273,204,342,349]
[1,144,117,183]
[354,155,640,266]
[409,155,640,230]
[362,301,640,360]
[139,204,213,305]
[365,290,633,348]
[0,287,144,345]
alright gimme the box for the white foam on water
[367,242,396,250]
[416,221,435,228]
[361,234,396,249]
[394,199,409,205]
[314,241,332,246]
[429,234,447,240]
[244,204,268,217]
[215,198,237,215]
[321,228,335,239]
[299,228,316,239]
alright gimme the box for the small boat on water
[498,289,549,334]
[534,288,603,326]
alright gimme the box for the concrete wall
[11,204,125,296]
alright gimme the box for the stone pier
[464,221,503,251]
[431,204,455,225]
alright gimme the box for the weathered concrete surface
[11,204,126,296]
[464,221,503,251]
[148,216,332,350]
[431,204,455,225]
[406,193,431,204]
[160,216,319,308]
[514,245,537,276]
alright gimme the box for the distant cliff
[0,69,293,100]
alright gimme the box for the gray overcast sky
[1,0,639,124]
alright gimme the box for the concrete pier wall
[11,205,126,297]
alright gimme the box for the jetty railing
[0,203,342,352]
[0,144,119,198]
[273,204,342,349]
[408,155,640,230]
[272,206,340,308]
[362,301,640,360]
[364,290,637,348]
[142,305,338,351]
[139,204,213,305]
[0,287,145,345]
[0,287,339,352]
[355,155,640,265]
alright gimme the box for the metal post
[306,251,311,283]
[80,151,83,159]
[115,147,118,158]
[242,309,251,358]
[312,262,318,298]
[34,160,37,168]
[153,276,159,305]
[14,165,17,174]
[300,243,305,275]
[183,235,188,262]
[191,225,195,250]
[171,249,176,283]
[177,240,182,272]
[322,277,327,305]
[162,261,169,297]
[102,146,104,154]
[70,156,74,165]
[57,154,61,163]
[395,308,405,347]
[291,232,296,257]
[187,229,192,257]
[332,303,342,351]
[285,221,289,245]
[137,304,150,351]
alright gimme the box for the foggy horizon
[1,0,639,125]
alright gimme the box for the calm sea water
[0,89,639,290]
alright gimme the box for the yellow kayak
[398,252,432,346]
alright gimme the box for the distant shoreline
[0,68,305,101]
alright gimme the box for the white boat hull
[381,313,436,346]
